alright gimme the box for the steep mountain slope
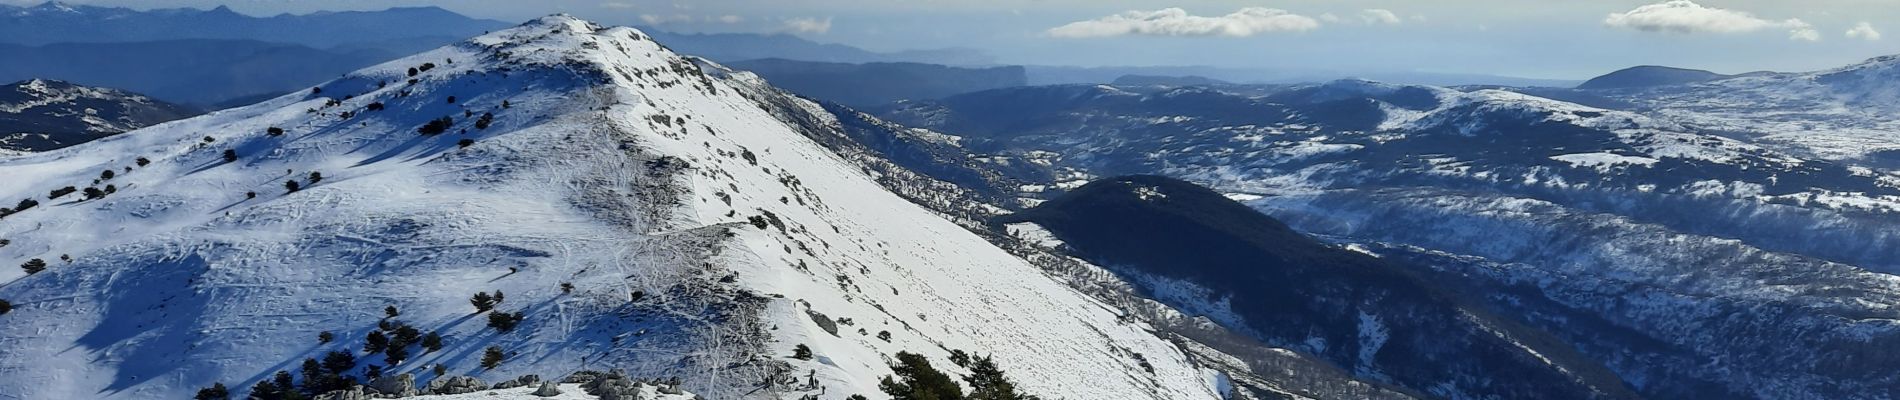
[0,2,509,47]
[882,78,1900,399]
[724,59,1027,107]
[1576,66,1727,90]
[1000,176,1635,400]
[0,79,197,152]
[0,16,1220,400]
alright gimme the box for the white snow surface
[0,16,1218,400]
[408,383,691,400]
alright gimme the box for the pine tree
[384,344,411,365]
[301,357,347,394]
[21,259,45,274]
[949,350,971,368]
[136,157,151,167]
[471,291,496,312]
[194,382,230,400]
[285,180,301,193]
[481,346,505,369]
[421,331,444,353]
[487,310,525,332]
[384,305,399,318]
[270,371,300,400]
[792,344,813,360]
[964,356,1039,400]
[268,127,285,136]
[365,331,389,353]
[100,169,115,180]
[322,350,356,374]
[317,331,334,344]
[0,299,10,315]
[308,172,323,185]
[248,380,280,400]
[878,352,962,400]
[223,149,238,163]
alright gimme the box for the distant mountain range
[0,40,403,106]
[1024,65,1583,87]
[0,2,511,47]
[879,63,1900,397]
[724,59,1026,107]
[643,30,996,66]
[1576,66,1730,89]
[1111,75,1232,87]
[0,79,195,152]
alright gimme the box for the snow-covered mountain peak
[0,16,1220,400]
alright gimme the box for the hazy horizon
[6,0,1899,81]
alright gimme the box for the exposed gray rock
[369,373,418,397]
[314,386,372,400]
[580,373,646,400]
[562,370,610,384]
[427,375,488,395]
[493,374,541,389]
[532,381,563,397]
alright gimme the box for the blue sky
[14,0,1900,79]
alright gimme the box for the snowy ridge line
[0,15,1222,400]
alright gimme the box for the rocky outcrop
[368,373,418,397]
[493,374,541,390]
[533,381,564,397]
[313,386,372,400]
[426,375,488,395]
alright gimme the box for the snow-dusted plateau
[4,13,1900,400]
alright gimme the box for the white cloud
[1360,9,1402,25]
[1604,0,1818,41]
[1847,22,1882,41]
[637,13,744,25]
[1047,7,1321,38]
[1319,13,1341,23]
[784,17,833,34]
[600,2,635,10]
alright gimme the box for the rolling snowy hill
[0,16,1231,400]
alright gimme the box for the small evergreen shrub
[21,259,46,274]
[792,344,813,360]
[487,310,526,332]
[193,383,230,400]
[417,116,453,135]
